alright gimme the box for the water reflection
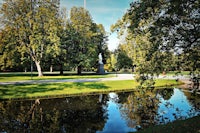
[0,95,108,132]
[120,89,161,131]
[0,88,200,132]
[157,89,196,124]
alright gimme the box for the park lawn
[0,72,115,82]
[165,71,190,75]
[0,79,183,99]
[0,71,190,82]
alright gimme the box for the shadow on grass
[0,82,109,99]
[73,82,109,90]
[0,84,71,99]
[0,72,110,77]
[0,73,38,77]
[0,72,111,81]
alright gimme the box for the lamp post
[84,0,86,9]
[31,57,33,80]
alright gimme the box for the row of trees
[0,0,109,76]
[111,0,199,86]
[0,0,199,80]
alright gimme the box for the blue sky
[61,0,133,51]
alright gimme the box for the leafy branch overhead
[111,0,199,86]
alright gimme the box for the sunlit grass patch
[0,79,182,99]
[0,72,115,82]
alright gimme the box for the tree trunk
[77,65,82,75]
[50,65,53,73]
[35,61,43,77]
[60,64,63,75]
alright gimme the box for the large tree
[0,26,23,71]
[127,0,199,74]
[0,0,60,76]
[115,44,133,70]
[111,0,200,86]
[67,7,108,75]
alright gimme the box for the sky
[60,0,133,51]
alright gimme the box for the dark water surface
[0,88,200,132]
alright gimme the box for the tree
[67,7,108,75]
[115,44,133,70]
[0,27,23,71]
[95,24,110,65]
[111,0,200,86]
[0,0,60,76]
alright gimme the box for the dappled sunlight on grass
[0,82,110,99]
[0,72,115,82]
[0,79,182,99]
[154,79,183,87]
[73,82,109,90]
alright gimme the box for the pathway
[0,74,190,85]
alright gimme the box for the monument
[97,53,105,74]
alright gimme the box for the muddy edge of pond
[179,79,199,90]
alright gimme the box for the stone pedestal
[97,64,105,74]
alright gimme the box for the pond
[0,88,200,132]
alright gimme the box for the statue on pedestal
[98,53,103,64]
[97,53,105,74]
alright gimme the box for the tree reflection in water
[119,88,200,131]
[0,95,108,132]
[120,87,159,129]
[1,88,200,132]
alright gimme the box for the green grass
[165,71,190,75]
[0,79,182,99]
[136,115,200,133]
[0,71,191,82]
[154,79,180,87]
[0,72,114,82]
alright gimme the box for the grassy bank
[0,79,182,99]
[136,115,200,133]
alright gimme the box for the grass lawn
[0,72,115,82]
[0,79,183,99]
[0,71,190,82]
[165,71,190,75]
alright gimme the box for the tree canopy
[0,0,61,76]
[111,0,199,86]
[0,0,108,76]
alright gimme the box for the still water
[0,88,200,132]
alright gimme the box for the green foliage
[0,27,21,71]
[62,7,108,74]
[0,1,109,75]
[115,44,133,70]
[104,53,117,72]
[0,0,61,76]
[111,0,200,86]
